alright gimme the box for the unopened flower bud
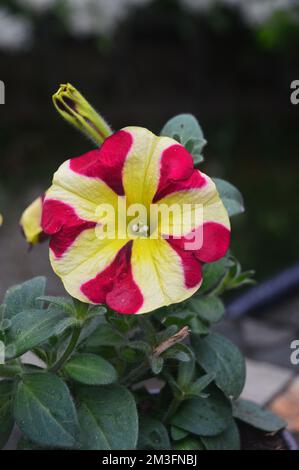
[53,83,112,145]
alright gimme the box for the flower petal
[122,127,195,207]
[45,158,120,225]
[49,226,131,304]
[70,129,133,195]
[20,195,45,245]
[81,241,144,314]
[131,238,202,314]
[156,172,230,239]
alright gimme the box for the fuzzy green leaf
[85,323,125,349]
[138,418,170,450]
[64,353,117,385]
[14,372,78,448]
[233,399,286,432]
[200,257,229,293]
[77,385,138,450]
[177,358,195,389]
[187,373,215,398]
[149,355,164,374]
[37,296,75,315]
[0,381,14,449]
[192,333,246,399]
[171,385,232,436]
[161,114,206,165]
[201,419,240,450]
[173,437,205,450]
[188,296,225,324]
[3,277,46,319]
[170,425,189,441]
[213,178,244,217]
[6,308,77,359]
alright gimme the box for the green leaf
[14,372,78,448]
[0,363,22,377]
[157,325,178,342]
[64,353,117,385]
[161,114,206,165]
[200,257,229,293]
[128,340,151,354]
[189,296,225,324]
[192,333,246,399]
[6,308,77,359]
[173,437,205,450]
[229,270,256,289]
[171,385,232,436]
[213,178,244,217]
[189,317,210,336]
[77,385,138,450]
[78,315,106,345]
[162,343,193,362]
[177,358,195,389]
[3,277,46,319]
[85,304,107,319]
[85,323,125,349]
[170,425,189,441]
[138,418,170,450]
[201,419,241,450]
[119,347,139,363]
[0,381,14,448]
[17,436,44,450]
[149,355,164,374]
[233,399,286,432]
[187,373,215,398]
[37,296,75,315]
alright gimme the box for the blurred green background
[0,0,298,291]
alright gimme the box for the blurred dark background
[0,0,299,296]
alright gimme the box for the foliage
[0,114,284,450]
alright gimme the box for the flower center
[129,220,150,238]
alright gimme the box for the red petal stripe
[42,199,96,258]
[166,239,203,288]
[153,145,206,202]
[81,241,144,314]
[70,130,133,195]
[168,221,230,264]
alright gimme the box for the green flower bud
[53,83,112,145]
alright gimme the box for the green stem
[49,325,81,373]
[122,360,150,387]
[163,397,182,423]
[0,364,22,377]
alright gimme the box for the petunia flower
[41,127,230,314]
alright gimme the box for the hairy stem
[49,325,81,373]
[163,396,182,423]
[122,360,150,387]
[123,326,190,387]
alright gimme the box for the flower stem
[50,325,81,373]
[163,396,182,423]
[122,360,150,387]
[0,364,22,377]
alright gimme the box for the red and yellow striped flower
[41,127,230,314]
